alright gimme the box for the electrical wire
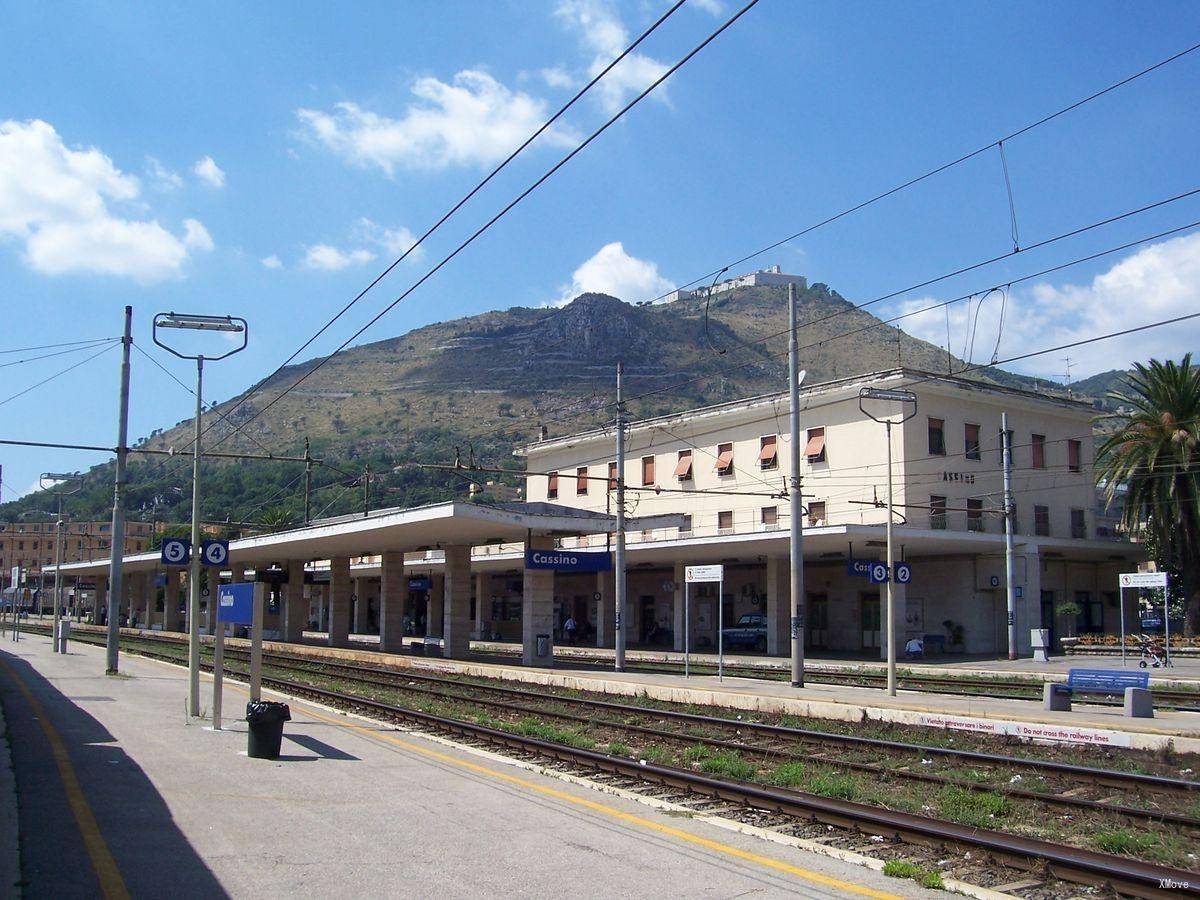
[0,342,118,409]
[0,338,120,369]
[638,40,1200,304]
[196,0,762,453]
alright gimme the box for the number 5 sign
[160,537,191,567]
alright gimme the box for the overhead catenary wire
[0,338,121,370]
[0,342,118,409]
[196,0,763,452]
[0,336,120,355]
[176,0,694,455]
[637,39,1200,305]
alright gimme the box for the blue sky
[1,0,1199,500]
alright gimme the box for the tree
[1096,355,1200,635]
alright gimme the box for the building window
[1075,590,1102,633]
[964,423,980,460]
[808,501,826,526]
[717,510,733,533]
[608,461,617,490]
[547,472,558,500]
[804,427,826,463]
[715,443,734,476]
[759,435,778,470]
[674,450,693,481]
[1034,505,1050,536]
[967,498,984,532]
[576,466,588,495]
[761,506,777,527]
[928,418,946,456]
[930,495,947,530]
[1070,508,1087,539]
[1031,434,1046,469]
[641,455,656,486]
[1068,439,1082,473]
[678,514,692,535]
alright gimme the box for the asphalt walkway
[0,632,930,899]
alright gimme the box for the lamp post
[859,387,917,696]
[38,472,82,652]
[153,312,248,717]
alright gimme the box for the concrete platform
[0,634,931,899]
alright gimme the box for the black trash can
[245,700,291,760]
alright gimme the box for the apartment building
[518,369,1142,656]
[0,520,153,586]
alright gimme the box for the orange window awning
[804,432,825,459]
[759,441,777,463]
[715,449,734,472]
[673,455,693,478]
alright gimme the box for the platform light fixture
[153,311,248,718]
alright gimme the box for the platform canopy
[50,500,684,576]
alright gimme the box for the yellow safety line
[274,688,899,899]
[0,658,130,900]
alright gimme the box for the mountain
[0,280,1104,529]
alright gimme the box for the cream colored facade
[519,369,1143,656]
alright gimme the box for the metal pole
[188,356,205,717]
[885,419,896,697]
[788,283,805,687]
[614,362,627,672]
[105,305,132,675]
[303,438,312,525]
[212,614,224,729]
[684,581,690,677]
[1002,412,1017,660]
[1120,586,1126,667]
[250,583,264,700]
[718,576,724,681]
[54,507,64,652]
[1164,584,1172,667]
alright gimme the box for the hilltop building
[661,265,807,303]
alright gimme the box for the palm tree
[1096,355,1200,635]
[257,506,296,534]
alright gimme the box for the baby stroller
[1137,634,1168,668]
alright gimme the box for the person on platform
[904,636,924,660]
[563,615,578,645]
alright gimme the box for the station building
[48,368,1143,663]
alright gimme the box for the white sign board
[685,564,724,583]
[1119,572,1168,589]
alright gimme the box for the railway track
[475,646,1200,711]
[31,625,1200,896]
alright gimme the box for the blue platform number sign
[201,540,229,568]
[869,562,889,584]
[218,582,254,625]
[160,537,191,567]
[894,562,912,585]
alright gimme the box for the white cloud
[303,243,375,271]
[0,119,211,283]
[182,218,213,252]
[539,66,576,89]
[296,71,575,174]
[145,156,182,190]
[192,155,225,188]
[690,0,724,14]
[261,254,283,269]
[896,231,1200,380]
[355,217,423,260]
[555,0,670,113]
[556,241,672,305]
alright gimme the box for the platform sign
[894,562,912,585]
[160,537,191,567]
[1119,572,1168,589]
[685,564,723,583]
[408,576,431,591]
[217,582,254,624]
[200,540,229,567]
[524,549,613,572]
[869,563,889,584]
[846,559,873,578]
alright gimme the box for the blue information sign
[868,562,890,584]
[218,582,255,625]
[524,549,613,572]
[846,559,874,578]
[201,540,229,567]
[408,576,431,591]
[894,562,912,585]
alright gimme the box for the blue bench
[1046,668,1153,716]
